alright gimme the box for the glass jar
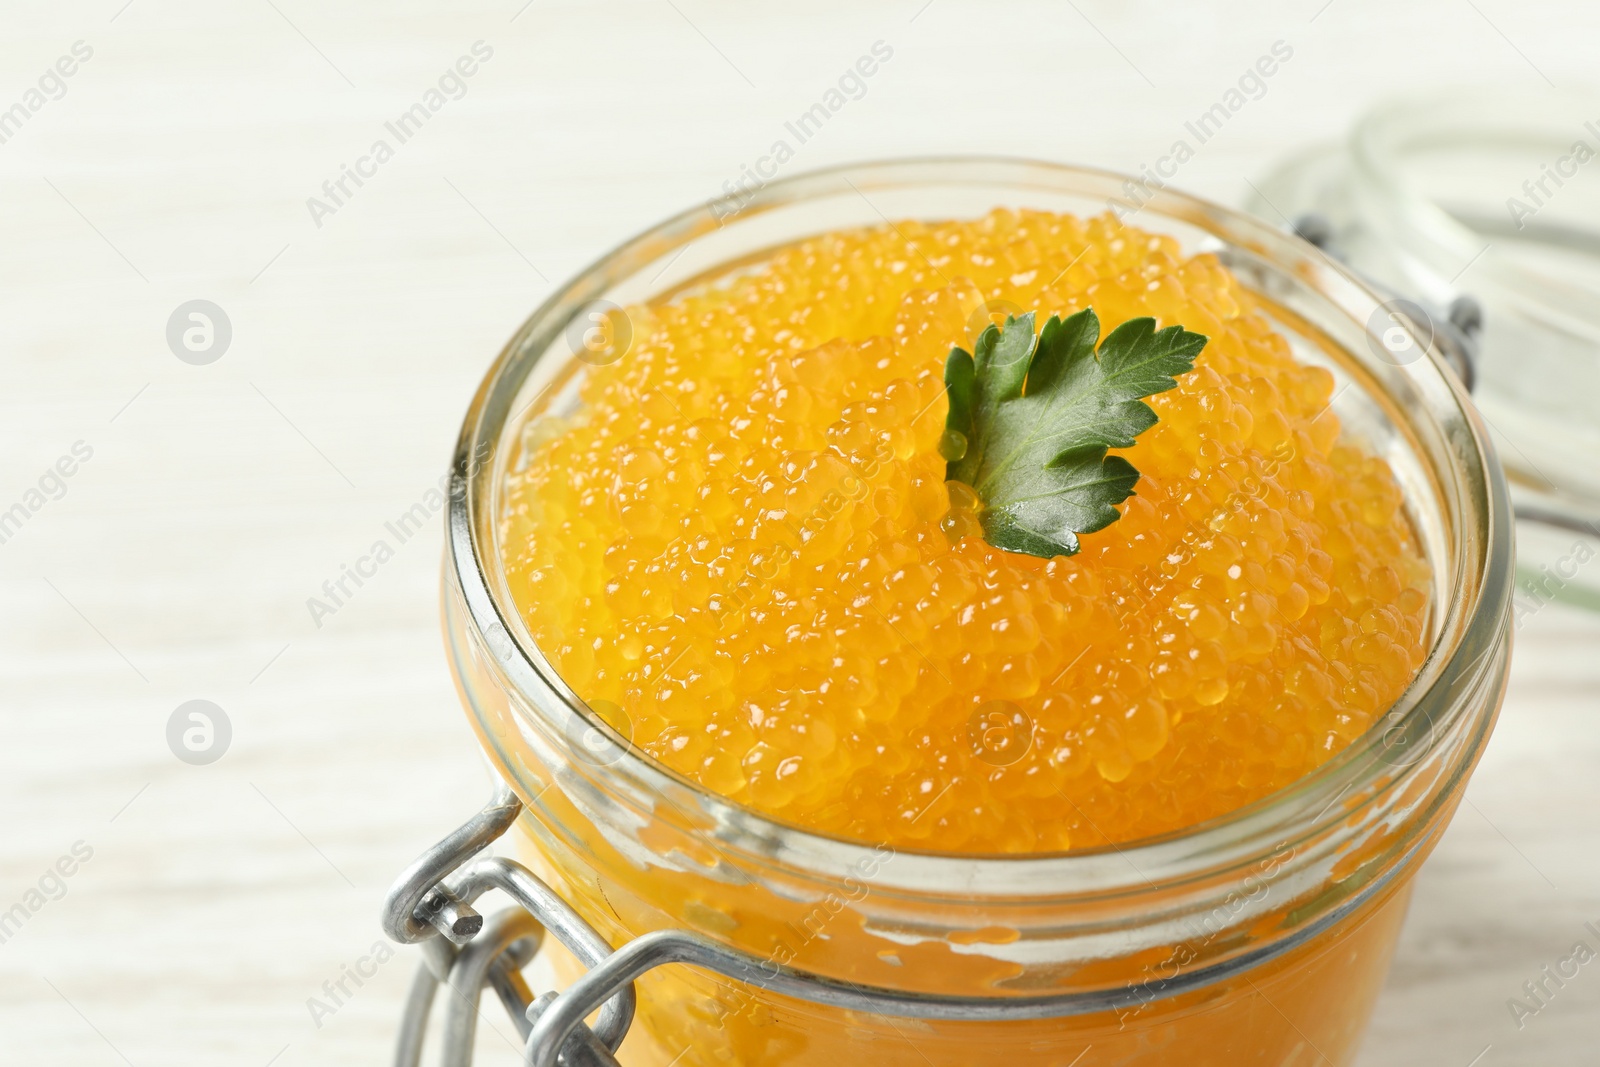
[442,159,1513,1066]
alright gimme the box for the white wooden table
[1,1,1596,1064]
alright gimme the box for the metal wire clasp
[1290,211,1483,393]
[380,787,637,1067]
[384,784,1437,1064]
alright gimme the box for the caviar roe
[499,210,1430,853]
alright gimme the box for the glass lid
[1247,87,1600,613]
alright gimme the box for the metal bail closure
[384,786,1425,1065]
[1289,211,1482,394]
[381,788,636,1067]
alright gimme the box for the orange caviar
[499,209,1430,853]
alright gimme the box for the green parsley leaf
[943,308,1207,559]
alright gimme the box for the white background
[1,1,1597,1064]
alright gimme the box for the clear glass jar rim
[447,155,1514,898]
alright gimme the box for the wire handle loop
[382,790,635,1067]
[385,781,1423,1065]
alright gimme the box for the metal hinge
[380,786,635,1067]
[383,784,1429,1066]
[1291,211,1482,393]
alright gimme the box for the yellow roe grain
[499,210,1431,853]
